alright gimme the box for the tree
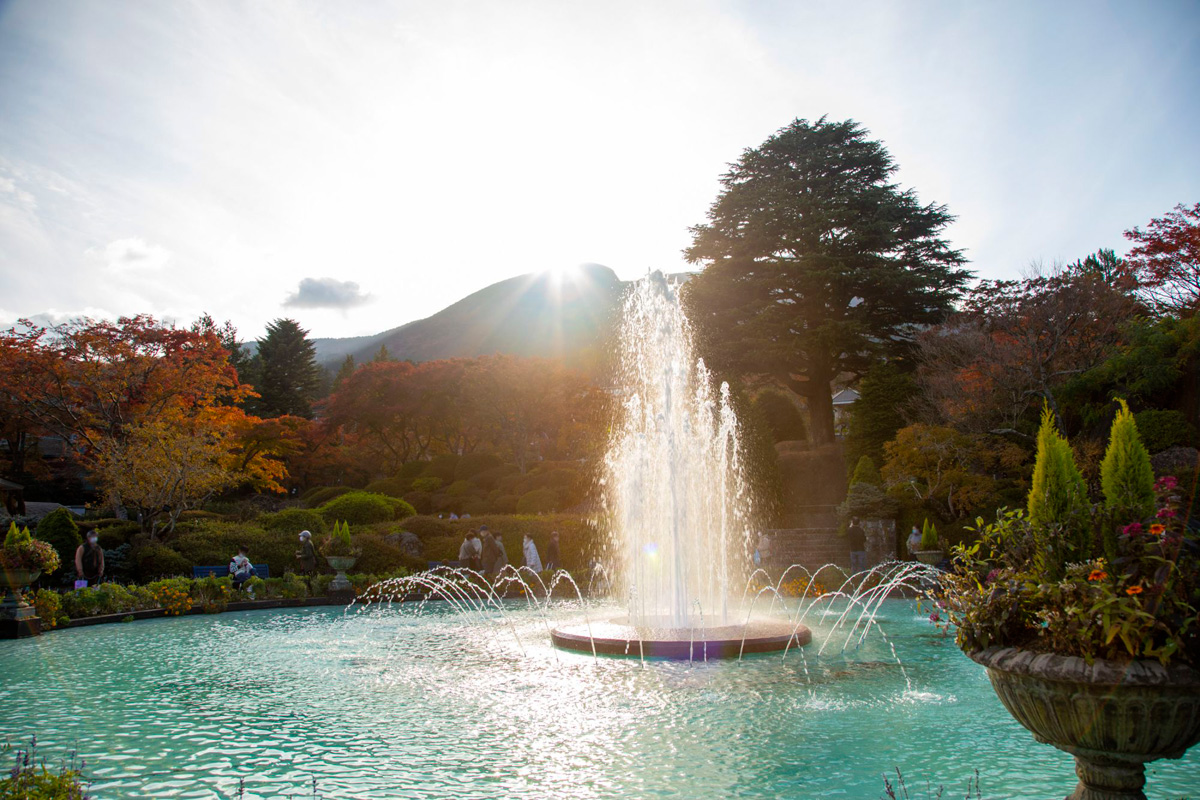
[683,117,970,444]
[751,389,807,443]
[845,362,917,466]
[1027,407,1088,530]
[1124,202,1200,315]
[1099,400,1155,521]
[254,319,323,418]
[333,354,356,389]
[916,270,1138,438]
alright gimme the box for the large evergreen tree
[254,318,322,418]
[684,117,970,444]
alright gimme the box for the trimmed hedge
[34,508,81,571]
[454,452,503,481]
[516,488,560,514]
[400,515,454,539]
[303,486,354,508]
[420,454,460,483]
[365,476,413,498]
[319,491,416,525]
[260,508,328,537]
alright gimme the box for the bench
[192,564,271,579]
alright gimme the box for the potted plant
[913,518,943,565]
[1,522,61,638]
[939,402,1200,799]
[323,520,360,595]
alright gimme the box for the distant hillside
[312,264,629,371]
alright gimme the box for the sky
[0,0,1197,341]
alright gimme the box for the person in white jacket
[522,533,543,573]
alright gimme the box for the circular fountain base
[551,616,811,659]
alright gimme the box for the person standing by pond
[296,530,316,576]
[906,525,922,558]
[846,518,867,575]
[544,531,561,572]
[74,532,104,587]
[492,530,509,575]
[480,527,499,576]
[459,529,482,571]
[522,533,543,573]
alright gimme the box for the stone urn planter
[913,549,943,565]
[325,555,357,595]
[0,567,42,638]
[970,646,1200,799]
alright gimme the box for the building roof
[831,388,860,406]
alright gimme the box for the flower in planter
[939,400,1200,668]
[0,521,61,576]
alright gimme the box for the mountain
[311,263,629,371]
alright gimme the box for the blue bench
[192,564,271,579]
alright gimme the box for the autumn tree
[1124,202,1200,315]
[916,268,1139,438]
[253,318,323,418]
[683,117,970,444]
[0,315,288,535]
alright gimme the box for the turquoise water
[1,600,1197,799]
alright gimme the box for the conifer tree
[1100,399,1155,521]
[254,319,322,418]
[1027,406,1088,530]
[849,455,881,487]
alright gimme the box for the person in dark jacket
[74,532,104,586]
[296,530,317,575]
[544,531,561,572]
[492,531,509,574]
[480,526,500,576]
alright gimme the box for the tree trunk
[789,376,836,445]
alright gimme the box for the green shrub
[303,486,354,508]
[259,508,328,537]
[96,522,139,549]
[919,518,939,549]
[1134,408,1197,453]
[34,508,81,571]
[454,452,503,481]
[383,496,418,520]
[525,468,578,491]
[493,494,519,513]
[401,515,453,539]
[497,474,524,494]
[516,488,560,514]
[1027,407,1088,530]
[403,491,433,515]
[472,464,519,491]
[849,455,881,487]
[134,543,191,580]
[354,533,425,574]
[411,476,443,493]
[420,454,460,483]
[177,509,225,523]
[169,520,297,577]
[445,480,474,496]
[395,460,428,484]
[365,476,413,498]
[319,491,396,525]
[837,482,898,520]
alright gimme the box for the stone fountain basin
[551,616,811,659]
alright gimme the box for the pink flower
[1156,507,1177,519]
[1155,476,1178,492]
[1122,522,1143,536]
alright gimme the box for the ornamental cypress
[849,455,882,487]
[1027,406,1088,530]
[1100,399,1155,521]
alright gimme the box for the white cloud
[283,277,371,309]
[96,237,171,272]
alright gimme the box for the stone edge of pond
[42,594,434,632]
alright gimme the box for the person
[754,532,771,568]
[544,531,561,572]
[296,530,317,575]
[907,525,923,558]
[480,527,500,576]
[492,530,509,575]
[522,533,543,572]
[74,532,104,587]
[846,518,867,574]
[459,529,483,571]
[229,545,256,597]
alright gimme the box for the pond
[1,600,1197,798]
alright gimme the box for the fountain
[550,272,809,658]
